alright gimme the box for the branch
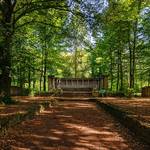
[15,20,62,30]
[14,5,69,24]
[14,0,57,14]
[13,1,85,25]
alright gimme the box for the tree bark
[0,0,15,96]
[130,0,142,89]
[116,48,120,92]
[74,48,78,78]
[43,39,47,91]
[28,66,31,89]
[109,49,113,91]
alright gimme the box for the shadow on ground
[0,102,148,150]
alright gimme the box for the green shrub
[0,96,17,105]
[34,88,63,96]
[92,88,99,97]
[99,89,107,97]
[125,88,135,98]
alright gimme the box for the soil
[0,96,53,115]
[99,97,150,125]
[0,101,149,150]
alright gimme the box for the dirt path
[0,101,149,150]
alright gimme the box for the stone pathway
[0,101,149,150]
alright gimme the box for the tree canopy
[0,0,150,96]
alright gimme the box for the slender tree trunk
[17,66,20,87]
[116,49,123,93]
[109,49,113,91]
[32,70,36,90]
[19,65,24,89]
[132,21,137,89]
[74,48,77,78]
[116,48,120,92]
[91,53,95,77]
[40,50,44,91]
[131,0,142,89]
[120,48,123,91]
[28,66,31,89]
[33,80,36,89]
[128,28,134,89]
[148,72,150,86]
[43,40,47,91]
[40,69,43,92]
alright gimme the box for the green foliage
[125,88,135,98]
[0,0,150,96]
[92,88,99,97]
[34,88,63,96]
[99,89,107,97]
[0,96,17,105]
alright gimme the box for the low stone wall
[0,101,56,135]
[142,86,150,97]
[11,86,30,96]
[48,76,108,91]
[96,100,150,145]
[34,92,54,97]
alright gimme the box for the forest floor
[0,100,149,150]
[97,97,150,126]
[0,96,54,116]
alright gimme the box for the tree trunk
[40,69,43,92]
[74,48,78,78]
[116,51,120,92]
[0,1,14,96]
[132,20,137,89]
[43,40,47,91]
[28,66,31,89]
[120,48,123,92]
[131,0,142,89]
[148,72,150,86]
[0,34,12,96]
[109,49,113,91]
[32,70,36,90]
[91,53,95,77]
[40,51,44,91]
[128,29,134,89]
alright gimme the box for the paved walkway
[0,102,149,150]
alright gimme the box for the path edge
[96,99,150,146]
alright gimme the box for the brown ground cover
[0,101,149,150]
[0,96,53,116]
[98,97,150,126]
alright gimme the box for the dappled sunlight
[0,101,145,150]
[0,104,28,115]
[64,122,101,134]
[0,111,26,116]
[101,136,125,142]
[99,97,150,125]
[56,114,72,118]
[12,96,53,103]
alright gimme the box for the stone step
[62,88,93,92]
[61,91,92,97]
[55,97,96,101]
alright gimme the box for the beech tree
[0,0,73,96]
[0,0,149,97]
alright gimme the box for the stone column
[99,75,104,89]
[103,75,108,89]
[48,75,56,91]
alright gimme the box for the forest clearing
[0,0,150,149]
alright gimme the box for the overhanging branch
[15,20,62,30]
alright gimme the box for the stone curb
[0,101,53,135]
[96,100,150,146]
